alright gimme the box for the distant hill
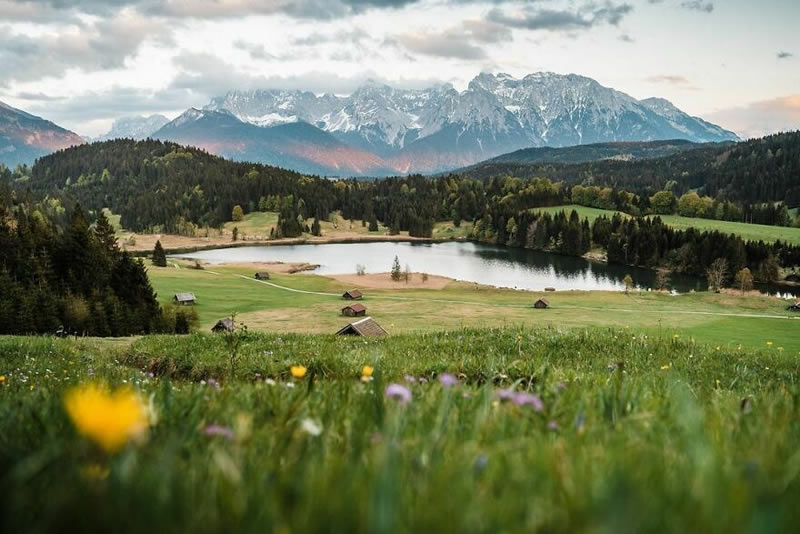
[0,101,84,167]
[453,131,800,207]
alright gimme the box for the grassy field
[535,205,800,245]
[148,263,800,354]
[1,328,799,532]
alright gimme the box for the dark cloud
[680,1,713,13]
[777,51,793,59]
[488,2,633,32]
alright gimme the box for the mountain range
[0,101,84,167]
[150,72,738,176]
[94,114,170,142]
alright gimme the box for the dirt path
[228,274,797,321]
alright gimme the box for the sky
[0,0,798,138]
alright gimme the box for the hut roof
[255,272,270,278]
[342,303,367,313]
[343,289,363,299]
[535,298,550,306]
[212,318,235,332]
[335,317,388,337]
[174,292,196,302]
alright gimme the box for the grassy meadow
[148,262,800,354]
[535,205,800,245]
[1,328,800,532]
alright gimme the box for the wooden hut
[254,272,271,281]
[533,298,550,309]
[341,303,367,317]
[212,318,235,333]
[788,302,800,312]
[342,289,363,300]
[544,287,556,292]
[336,317,388,337]
[173,292,196,306]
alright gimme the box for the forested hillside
[8,136,800,282]
[0,184,188,336]
[459,131,800,205]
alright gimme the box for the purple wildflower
[385,383,412,404]
[496,389,516,402]
[203,424,234,441]
[439,373,459,388]
[404,375,417,383]
[207,378,220,390]
[513,392,544,412]
[547,421,559,432]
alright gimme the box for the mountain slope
[155,72,739,176]
[152,108,391,176]
[96,114,170,141]
[0,101,84,167]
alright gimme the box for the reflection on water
[172,241,798,297]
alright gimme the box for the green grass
[148,263,800,354]
[535,205,800,245]
[223,211,392,239]
[1,329,799,533]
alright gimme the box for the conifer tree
[391,256,401,281]
[152,240,167,267]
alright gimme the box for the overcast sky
[1,0,798,138]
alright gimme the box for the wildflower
[661,364,670,371]
[300,418,323,436]
[766,341,773,346]
[362,365,374,377]
[290,365,307,379]
[0,375,5,384]
[64,383,148,453]
[385,383,412,404]
[404,375,417,383]
[547,421,559,432]
[673,334,680,339]
[513,392,544,411]
[264,378,276,386]
[496,389,516,402]
[203,424,234,441]
[439,373,458,387]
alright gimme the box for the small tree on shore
[654,268,670,291]
[368,214,379,232]
[404,263,411,284]
[623,274,634,294]
[232,227,239,242]
[422,272,429,283]
[356,264,366,276]
[152,240,167,267]
[735,267,754,294]
[391,256,401,281]
[311,217,322,236]
[706,257,729,293]
[232,205,244,222]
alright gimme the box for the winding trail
[224,273,797,322]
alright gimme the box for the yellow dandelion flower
[661,364,670,370]
[64,383,148,454]
[362,365,374,378]
[0,375,5,384]
[290,365,307,379]
[766,341,773,346]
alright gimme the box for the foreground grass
[149,264,800,353]
[536,205,800,245]
[1,329,799,533]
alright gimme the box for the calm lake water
[173,241,799,297]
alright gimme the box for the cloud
[645,74,698,91]
[680,1,713,13]
[488,2,633,32]
[392,19,511,60]
[618,33,634,43]
[0,13,172,86]
[777,51,793,59]
[706,95,800,139]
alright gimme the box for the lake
[172,240,799,297]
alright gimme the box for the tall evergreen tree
[152,240,167,267]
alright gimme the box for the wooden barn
[254,272,271,280]
[336,317,388,337]
[788,302,800,312]
[342,289,363,300]
[212,318,235,333]
[173,292,196,306]
[533,298,550,309]
[342,303,367,317]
